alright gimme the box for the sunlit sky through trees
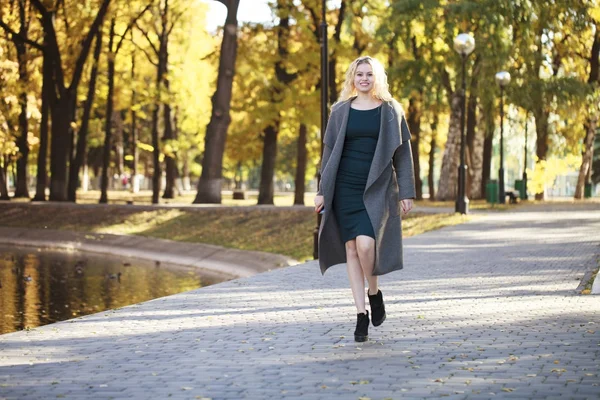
[201,0,272,32]
[201,0,344,32]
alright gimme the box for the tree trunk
[130,41,139,194]
[575,23,599,199]
[49,96,76,201]
[328,0,345,105]
[161,3,176,199]
[115,111,124,177]
[13,0,30,198]
[574,117,597,199]
[100,18,116,204]
[530,19,552,201]
[0,159,10,200]
[33,53,51,201]
[182,154,190,191]
[149,0,171,204]
[81,151,89,192]
[162,102,177,198]
[533,107,550,200]
[428,115,438,201]
[481,104,494,198]
[14,82,29,198]
[407,93,423,200]
[69,28,102,202]
[150,101,161,204]
[468,105,485,199]
[257,1,297,205]
[436,92,462,200]
[294,123,308,205]
[194,0,239,204]
[465,95,477,197]
[464,57,480,198]
[258,124,279,205]
[32,0,112,201]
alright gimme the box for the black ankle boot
[368,289,386,327]
[354,311,369,342]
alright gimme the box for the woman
[314,56,415,342]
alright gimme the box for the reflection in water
[0,246,226,334]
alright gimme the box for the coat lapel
[321,100,351,207]
[333,101,351,149]
[365,102,401,193]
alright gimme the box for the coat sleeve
[392,116,416,200]
[317,145,332,196]
[317,111,338,196]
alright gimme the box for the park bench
[504,190,519,204]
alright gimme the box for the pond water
[0,245,228,334]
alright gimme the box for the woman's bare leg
[345,239,367,314]
[356,235,378,295]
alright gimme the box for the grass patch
[403,212,470,237]
[0,203,469,262]
[414,199,513,211]
[72,190,316,207]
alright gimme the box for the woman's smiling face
[354,62,374,94]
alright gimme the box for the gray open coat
[317,97,416,276]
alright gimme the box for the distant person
[314,56,416,342]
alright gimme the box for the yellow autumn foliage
[528,154,582,194]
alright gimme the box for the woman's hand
[314,195,324,214]
[401,199,413,215]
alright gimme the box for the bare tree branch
[30,0,49,17]
[0,18,44,51]
[299,0,320,41]
[69,0,112,92]
[57,0,71,37]
[131,38,158,66]
[167,6,189,36]
[30,0,68,97]
[115,1,154,54]
[135,20,160,56]
[200,50,216,61]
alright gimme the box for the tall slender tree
[194,0,239,204]
[257,0,301,205]
[99,3,151,203]
[575,22,599,199]
[68,28,103,201]
[11,0,32,198]
[33,0,111,201]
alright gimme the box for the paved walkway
[1,205,599,399]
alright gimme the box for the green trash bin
[515,179,527,200]
[486,180,498,204]
[515,180,523,197]
[584,183,593,198]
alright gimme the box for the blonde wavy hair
[336,56,394,104]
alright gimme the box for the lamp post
[314,0,328,260]
[453,33,475,215]
[495,71,510,204]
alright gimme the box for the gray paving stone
[1,205,600,399]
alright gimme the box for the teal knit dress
[333,105,381,243]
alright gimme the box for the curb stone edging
[0,227,298,279]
